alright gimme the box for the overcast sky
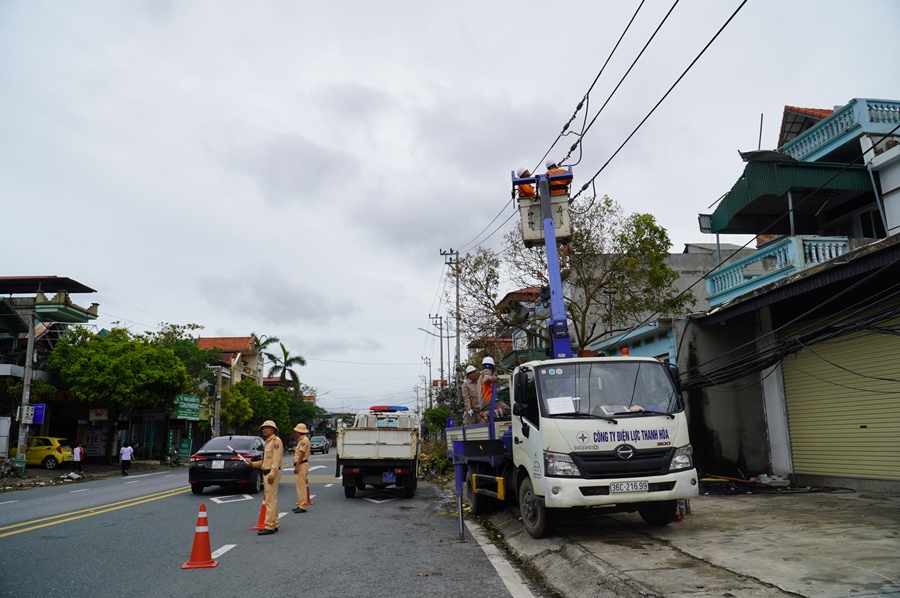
[3,0,900,415]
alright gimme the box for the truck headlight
[669,444,694,471]
[544,451,581,477]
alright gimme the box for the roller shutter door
[780,318,900,481]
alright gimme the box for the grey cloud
[311,82,398,124]
[198,272,359,326]
[226,134,359,206]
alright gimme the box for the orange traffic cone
[307,485,314,506]
[182,504,218,569]
[251,497,267,530]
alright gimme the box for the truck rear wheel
[639,500,676,526]
[518,477,552,538]
[402,477,417,498]
[344,485,356,498]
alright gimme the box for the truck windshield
[534,361,680,418]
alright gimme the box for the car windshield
[535,361,680,418]
[201,437,254,451]
[311,437,326,443]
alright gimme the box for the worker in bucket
[515,167,535,198]
[545,159,570,196]
[479,356,500,422]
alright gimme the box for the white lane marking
[325,484,333,488]
[0,500,18,505]
[121,472,168,479]
[308,465,326,472]
[211,544,236,559]
[69,489,89,493]
[465,519,536,598]
[363,495,397,504]
[210,494,253,504]
[278,511,288,519]
[164,474,175,477]
[124,480,141,484]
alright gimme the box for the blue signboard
[32,404,45,424]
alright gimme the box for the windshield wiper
[626,408,675,419]
[556,412,618,424]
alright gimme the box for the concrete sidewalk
[486,485,900,597]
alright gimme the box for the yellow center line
[0,486,192,538]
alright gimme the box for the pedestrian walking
[292,423,310,514]
[250,420,283,535]
[72,442,84,473]
[119,442,134,476]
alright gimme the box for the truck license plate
[610,481,648,493]
[212,460,224,469]
[382,472,396,483]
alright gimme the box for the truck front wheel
[639,500,676,526]
[518,477,552,538]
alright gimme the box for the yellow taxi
[26,436,74,469]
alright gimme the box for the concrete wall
[676,315,772,478]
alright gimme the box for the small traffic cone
[251,497,267,530]
[307,485,314,506]
[182,504,218,569]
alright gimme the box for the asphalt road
[0,453,532,598]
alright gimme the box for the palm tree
[267,342,307,393]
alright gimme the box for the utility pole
[603,289,616,337]
[14,311,36,463]
[421,356,432,409]
[440,248,460,377]
[429,314,444,393]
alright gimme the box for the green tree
[137,323,222,393]
[456,195,695,352]
[289,396,329,432]
[267,342,307,392]
[422,404,451,436]
[47,327,191,409]
[221,383,253,431]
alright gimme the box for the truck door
[512,369,544,492]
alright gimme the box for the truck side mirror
[666,363,682,394]
[514,372,526,403]
[512,403,525,416]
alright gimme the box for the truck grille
[570,446,673,479]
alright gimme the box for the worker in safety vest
[545,159,570,196]
[251,420,283,535]
[479,356,500,421]
[292,423,310,513]
[515,167,535,198]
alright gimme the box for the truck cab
[510,356,698,536]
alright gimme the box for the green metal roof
[0,298,28,334]
[709,161,873,235]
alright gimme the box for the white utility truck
[446,167,699,538]
[336,406,420,498]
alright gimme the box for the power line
[560,0,680,167]
[534,0,648,172]
[572,0,750,200]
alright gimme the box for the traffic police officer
[292,423,311,513]
[251,420,283,535]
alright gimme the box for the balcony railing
[706,237,849,306]
[780,99,900,162]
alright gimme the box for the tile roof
[197,336,254,351]
[778,105,835,148]
[498,286,541,308]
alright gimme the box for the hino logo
[615,445,635,460]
